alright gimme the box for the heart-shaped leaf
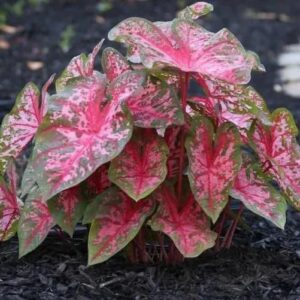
[30,71,144,201]
[186,117,241,222]
[250,108,300,210]
[0,83,39,173]
[47,186,86,236]
[109,130,168,201]
[0,161,20,241]
[0,75,55,174]
[18,188,54,257]
[86,187,154,265]
[148,186,217,257]
[231,166,287,229]
[55,40,104,92]
[109,17,258,84]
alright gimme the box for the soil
[0,0,300,299]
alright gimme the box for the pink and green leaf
[193,75,270,130]
[55,40,104,92]
[101,47,131,81]
[177,2,214,20]
[18,189,54,257]
[31,71,144,200]
[0,166,20,241]
[231,166,287,229]
[47,186,86,236]
[109,130,168,201]
[84,164,111,198]
[126,79,184,128]
[148,186,217,257]
[86,187,154,265]
[109,17,258,84]
[0,83,40,173]
[250,108,300,210]
[186,117,242,222]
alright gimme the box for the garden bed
[0,0,300,299]
[0,210,299,299]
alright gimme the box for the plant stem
[177,72,190,203]
[222,203,244,249]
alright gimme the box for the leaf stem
[177,72,190,203]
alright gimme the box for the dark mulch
[0,0,300,299]
[0,210,299,299]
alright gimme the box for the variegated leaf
[231,166,287,229]
[164,126,181,179]
[186,117,242,222]
[18,188,54,257]
[250,108,300,210]
[47,186,86,236]
[126,79,184,128]
[86,187,154,265]
[109,17,259,84]
[0,162,20,241]
[148,186,217,257]
[177,2,214,20]
[101,47,131,81]
[84,164,111,198]
[0,83,39,173]
[31,71,144,201]
[193,75,271,129]
[55,40,104,92]
[109,130,168,201]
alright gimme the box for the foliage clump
[0,2,299,265]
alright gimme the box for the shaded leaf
[47,186,86,236]
[109,130,168,201]
[86,187,154,265]
[126,79,184,128]
[31,71,144,200]
[231,166,287,229]
[148,186,217,257]
[186,117,241,222]
[18,188,54,257]
[0,161,20,241]
[193,75,270,130]
[84,164,111,198]
[250,108,300,210]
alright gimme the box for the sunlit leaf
[109,17,259,84]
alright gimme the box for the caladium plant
[0,2,299,265]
